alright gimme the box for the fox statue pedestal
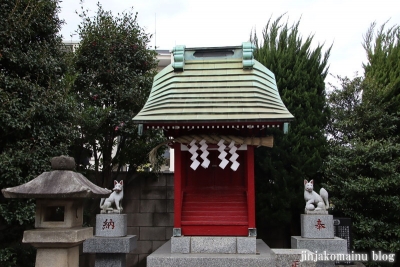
[83,214,136,267]
[292,180,347,267]
[301,213,334,239]
[292,213,347,267]
[83,181,136,267]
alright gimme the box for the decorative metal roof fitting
[242,42,256,69]
[172,45,185,71]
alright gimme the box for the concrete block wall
[124,173,174,267]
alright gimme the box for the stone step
[182,210,248,216]
[148,239,277,267]
[171,236,256,254]
[182,215,248,221]
[148,238,359,267]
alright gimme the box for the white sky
[59,0,400,86]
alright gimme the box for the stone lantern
[1,156,111,267]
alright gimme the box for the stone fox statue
[304,179,329,211]
[100,180,124,213]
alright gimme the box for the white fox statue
[304,179,329,212]
[100,180,124,214]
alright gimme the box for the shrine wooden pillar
[173,143,182,230]
[246,145,256,229]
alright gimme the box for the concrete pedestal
[148,239,275,267]
[292,213,349,267]
[301,214,334,239]
[93,254,126,267]
[83,235,137,254]
[23,227,93,267]
[292,236,348,267]
[83,214,135,267]
[272,249,317,267]
[291,236,347,254]
[36,247,79,267]
[95,214,127,237]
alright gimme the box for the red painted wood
[181,188,248,236]
[182,211,248,216]
[247,145,256,228]
[182,220,248,225]
[183,150,245,189]
[182,216,248,222]
[174,143,182,228]
[177,146,254,236]
[182,225,248,236]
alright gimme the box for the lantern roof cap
[1,156,111,199]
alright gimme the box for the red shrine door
[174,144,255,236]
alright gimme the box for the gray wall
[125,173,174,267]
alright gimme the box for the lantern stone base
[36,247,79,267]
[171,236,256,254]
[148,239,275,267]
[23,227,93,244]
[22,227,93,267]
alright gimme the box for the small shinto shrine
[133,43,294,237]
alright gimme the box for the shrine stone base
[148,239,318,267]
[171,236,256,254]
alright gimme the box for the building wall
[127,52,174,267]
[125,173,174,267]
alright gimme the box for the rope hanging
[149,134,273,166]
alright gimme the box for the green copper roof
[133,43,294,124]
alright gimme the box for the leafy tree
[72,3,165,188]
[323,21,400,266]
[0,0,75,265]
[363,21,400,106]
[324,76,400,266]
[251,15,331,241]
